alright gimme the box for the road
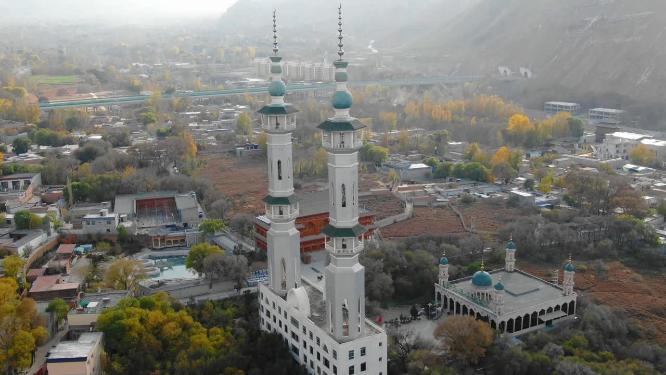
[39,75,482,109]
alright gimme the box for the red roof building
[255,190,375,253]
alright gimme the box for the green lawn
[31,75,82,85]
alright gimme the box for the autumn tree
[629,144,656,166]
[538,172,555,193]
[236,112,253,139]
[360,143,389,166]
[435,315,493,365]
[0,277,48,373]
[46,298,70,331]
[199,219,227,240]
[104,258,147,290]
[1,255,25,279]
[186,243,224,276]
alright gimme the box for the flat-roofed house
[47,332,103,375]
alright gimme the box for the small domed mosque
[434,239,577,335]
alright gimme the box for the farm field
[382,206,465,238]
[196,154,267,216]
[522,260,666,345]
[32,74,82,85]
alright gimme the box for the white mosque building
[434,239,578,336]
[257,8,388,375]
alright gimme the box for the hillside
[218,0,478,57]
[409,0,666,126]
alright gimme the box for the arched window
[280,258,287,290]
[277,160,283,180]
[342,301,350,336]
[341,184,347,207]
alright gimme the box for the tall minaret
[505,236,516,272]
[259,11,301,296]
[562,255,575,296]
[492,277,505,315]
[320,4,368,341]
[438,253,449,287]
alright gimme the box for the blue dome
[472,271,493,287]
[564,262,575,272]
[439,257,448,265]
[332,90,353,109]
[269,80,286,97]
[494,281,504,291]
[506,240,517,251]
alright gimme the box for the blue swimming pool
[146,256,199,280]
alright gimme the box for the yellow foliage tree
[490,146,511,167]
[630,144,656,166]
[104,259,147,291]
[507,114,534,135]
[0,277,48,373]
[435,315,493,365]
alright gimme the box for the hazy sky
[139,0,239,17]
[0,0,242,23]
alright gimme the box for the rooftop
[47,332,103,362]
[29,275,79,294]
[641,139,666,147]
[545,101,579,106]
[609,131,650,140]
[449,269,566,315]
[590,108,625,114]
[0,173,39,181]
[56,244,76,255]
[70,291,129,315]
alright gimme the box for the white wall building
[258,12,387,375]
[544,101,580,115]
[598,131,666,166]
[81,209,119,234]
[434,241,577,336]
[589,108,625,125]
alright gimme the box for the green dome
[506,240,516,251]
[269,80,286,97]
[439,257,448,265]
[494,281,504,291]
[564,262,575,272]
[472,271,492,287]
[332,90,353,109]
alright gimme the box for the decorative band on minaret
[258,10,301,295]
[319,3,368,342]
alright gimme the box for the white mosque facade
[258,9,388,375]
[434,240,578,336]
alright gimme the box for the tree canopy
[186,243,224,275]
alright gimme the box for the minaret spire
[337,3,344,60]
[272,9,279,56]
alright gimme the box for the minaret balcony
[322,224,367,255]
[325,236,364,255]
[321,129,363,151]
[263,196,299,222]
[261,114,296,132]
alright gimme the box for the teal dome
[564,262,575,272]
[439,257,448,265]
[269,80,286,97]
[494,281,504,291]
[332,90,353,109]
[472,271,493,287]
[506,240,516,251]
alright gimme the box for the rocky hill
[412,0,666,112]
